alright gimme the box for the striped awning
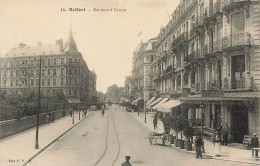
[157,100,182,112]
[152,98,169,110]
[146,98,162,109]
[146,97,155,107]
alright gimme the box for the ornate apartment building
[128,38,157,102]
[152,0,260,142]
[0,30,97,105]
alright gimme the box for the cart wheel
[149,132,153,145]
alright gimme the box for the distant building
[130,38,157,102]
[0,30,97,105]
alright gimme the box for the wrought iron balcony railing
[172,32,188,49]
[222,0,252,10]
[213,0,222,15]
[223,32,252,49]
[207,80,222,90]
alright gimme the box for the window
[61,78,64,85]
[16,79,18,86]
[10,79,13,87]
[42,69,45,76]
[54,58,57,65]
[69,58,72,63]
[53,78,56,86]
[16,70,19,76]
[3,80,6,86]
[47,79,50,86]
[37,59,40,65]
[31,69,34,76]
[37,69,39,75]
[231,12,244,35]
[74,89,77,95]
[31,60,34,66]
[61,68,64,75]
[4,70,6,76]
[31,79,34,86]
[69,89,72,95]
[17,60,20,67]
[42,79,45,86]
[48,69,51,75]
[69,68,72,75]
[61,58,65,65]
[48,59,51,65]
[4,61,7,67]
[10,70,13,77]
[53,68,56,76]
[24,79,27,85]
[74,78,77,84]
[47,89,50,95]
[53,89,56,95]
[11,61,14,67]
[75,68,78,74]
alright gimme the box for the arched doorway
[231,104,248,143]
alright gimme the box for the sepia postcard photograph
[0,0,260,165]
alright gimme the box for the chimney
[19,43,27,48]
[56,39,63,51]
[37,41,42,46]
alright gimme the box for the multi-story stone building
[151,0,260,142]
[0,30,97,105]
[129,38,157,102]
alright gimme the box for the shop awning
[157,99,182,112]
[132,98,142,105]
[146,98,162,109]
[67,98,81,104]
[146,97,155,106]
[152,98,170,110]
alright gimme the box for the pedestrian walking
[52,111,54,123]
[153,115,158,130]
[222,130,228,146]
[121,156,132,166]
[251,133,259,157]
[102,108,105,117]
[214,128,222,157]
[195,135,203,158]
[45,113,50,124]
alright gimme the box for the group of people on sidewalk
[45,111,55,124]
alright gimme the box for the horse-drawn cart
[149,131,166,145]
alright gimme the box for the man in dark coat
[195,135,203,158]
[121,156,132,166]
[251,133,259,157]
[153,116,158,130]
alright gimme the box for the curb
[21,113,92,166]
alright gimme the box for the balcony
[68,61,79,66]
[194,49,205,60]
[222,0,252,12]
[222,32,252,51]
[223,77,254,90]
[192,16,205,34]
[172,32,188,50]
[213,0,222,15]
[213,40,223,54]
[166,65,175,73]
[207,80,222,90]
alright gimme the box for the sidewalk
[0,112,90,166]
[127,110,259,165]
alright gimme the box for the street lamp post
[35,56,42,149]
[200,104,205,153]
[72,104,75,124]
[144,101,146,123]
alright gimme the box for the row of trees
[0,90,67,121]
[159,112,197,150]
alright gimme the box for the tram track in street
[94,106,121,166]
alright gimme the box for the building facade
[151,0,260,142]
[0,30,97,105]
[127,38,157,102]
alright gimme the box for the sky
[0,0,179,93]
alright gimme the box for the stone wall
[0,109,70,139]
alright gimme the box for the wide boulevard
[28,105,249,166]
